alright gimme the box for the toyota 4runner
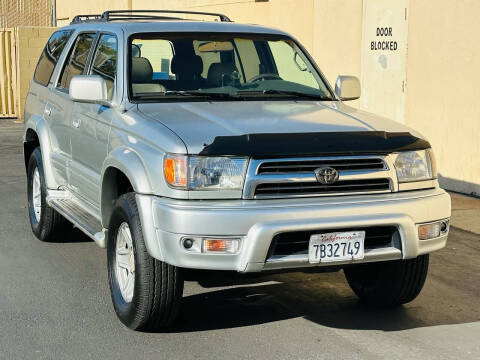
[23,10,451,330]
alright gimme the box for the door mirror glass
[335,75,361,101]
[69,75,108,104]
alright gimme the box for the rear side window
[34,30,73,86]
[90,34,118,99]
[58,33,96,91]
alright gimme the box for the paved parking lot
[1,120,479,360]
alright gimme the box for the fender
[101,146,153,195]
[24,114,59,189]
[101,147,164,260]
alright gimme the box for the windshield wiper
[134,90,241,100]
[235,89,333,100]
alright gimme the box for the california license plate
[308,231,365,263]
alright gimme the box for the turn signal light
[164,155,187,187]
[418,220,449,240]
[204,238,240,253]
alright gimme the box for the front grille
[254,178,391,198]
[243,156,395,199]
[257,158,385,174]
[267,226,398,259]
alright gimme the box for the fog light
[183,238,194,249]
[440,220,449,233]
[203,238,240,253]
[181,237,202,252]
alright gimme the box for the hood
[138,101,425,155]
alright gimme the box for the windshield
[129,33,334,101]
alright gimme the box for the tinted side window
[58,33,96,91]
[34,30,73,86]
[90,34,117,99]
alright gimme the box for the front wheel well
[23,129,40,171]
[101,167,134,228]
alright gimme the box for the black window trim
[32,29,74,87]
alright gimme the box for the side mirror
[335,75,361,101]
[69,75,108,104]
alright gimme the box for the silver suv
[23,10,451,330]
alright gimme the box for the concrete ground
[0,120,479,360]
[450,192,480,235]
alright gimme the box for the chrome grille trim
[243,155,397,199]
[257,158,386,174]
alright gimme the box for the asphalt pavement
[1,120,479,360]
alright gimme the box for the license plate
[308,231,365,263]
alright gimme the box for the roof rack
[70,14,102,24]
[70,9,232,24]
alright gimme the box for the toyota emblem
[314,167,339,185]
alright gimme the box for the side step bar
[48,197,106,248]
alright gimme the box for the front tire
[107,193,184,330]
[344,255,429,306]
[27,147,70,242]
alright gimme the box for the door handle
[44,107,51,117]
[72,118,81,128]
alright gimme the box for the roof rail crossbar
[70,14,103,24]
[101,9,232,22]
[105,14,186,21]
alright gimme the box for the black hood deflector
[198,131,430,157]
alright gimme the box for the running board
[48,197,106,248]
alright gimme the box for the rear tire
[27,147,70,242]
[344,255,429,306]
[107,193,184,331]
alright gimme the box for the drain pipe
[51,0,57,27]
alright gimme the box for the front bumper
[136,188,451,272]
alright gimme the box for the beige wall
[0,0,51,27]
[15,27,55,117]
[312,0,363,88]
[405,0,480,195]
[56,0,130,26]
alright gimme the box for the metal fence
[0,29,16,118]
[0,0,51,28]
[0,0,51,118]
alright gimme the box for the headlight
[189,156,248,190]
[164,154,248,190]
[393,149,437,183]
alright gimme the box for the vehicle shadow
[59,227,93,243]
[164,264,480,333]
